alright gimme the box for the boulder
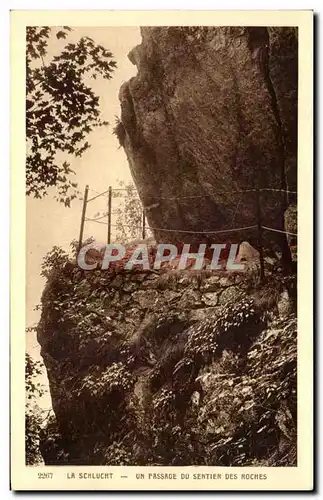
[118,27,298,250]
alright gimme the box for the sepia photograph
[10,9,313,491]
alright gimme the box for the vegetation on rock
[25,353,47,465]
[35,247,297,466]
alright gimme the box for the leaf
[56,31,67,40]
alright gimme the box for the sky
[26,27,141,407]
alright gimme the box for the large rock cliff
[37,253,297,466]
[118,27,298,247]
[35,27,299,467]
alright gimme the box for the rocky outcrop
[35,27,299,466]
[37,257,297,466]
[118,27,298,248]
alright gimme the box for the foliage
[185,295,260,363]
[37,252,297,466]
[86,179,152,244]
[26,353,44,401]
[195,315,297,466]
[284,204,297,234]
[112,116,126,147]
[77,363,134,398]
[25,353,46,465]
[112,180,152,242]
[40,245,70,279]
[26,26,116,204]
[284,204,297,261]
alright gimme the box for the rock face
[37,258,297,466]
[118,27,298,247]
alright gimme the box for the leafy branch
[26,27,117,206]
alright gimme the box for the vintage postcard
[11,10,313,491]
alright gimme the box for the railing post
[78,184,89,255]
[256,189,265,280]
[142,209,146,240]
[107,186,112,244]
